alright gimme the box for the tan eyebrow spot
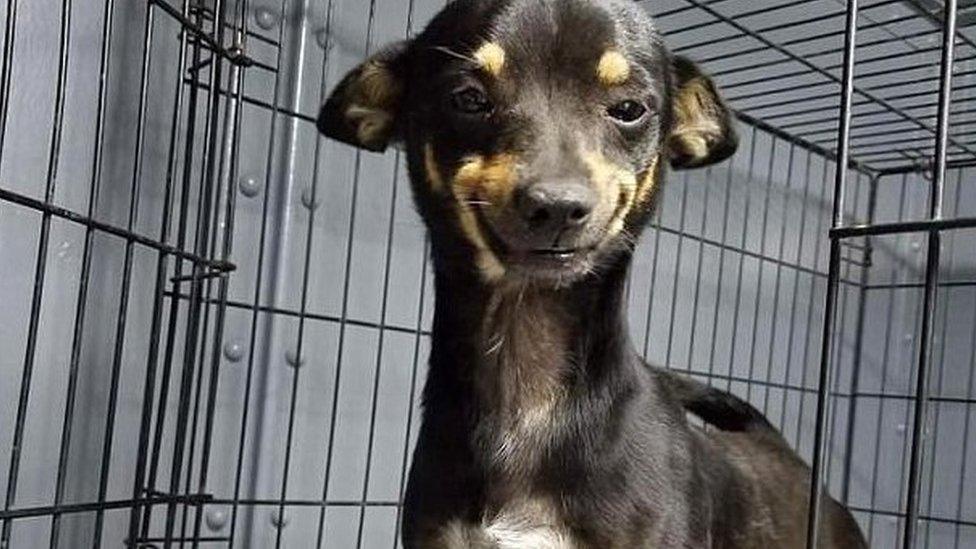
[597,50,630,86]
[473,42,506,77]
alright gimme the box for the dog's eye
[607,100,648,125]
[451,86,492,115]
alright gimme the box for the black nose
[515,180,597,233]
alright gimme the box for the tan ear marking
[344,105,393,149]
[670,133,710,161]
[337,62,402,149]
[673,77,722,133]
[474,42,506,77]
[670,75,727,165]
[597,50,630,86]
[357,61,401,107]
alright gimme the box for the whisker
[430,45,477,64]
[485,334,505,357]
[619,229,640,248]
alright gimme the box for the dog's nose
[516,180,597,233]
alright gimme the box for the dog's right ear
[317,41,410,152]
[667,56,738,170]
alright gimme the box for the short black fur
[318,1,867,547]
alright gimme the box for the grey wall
[0,0,973,548]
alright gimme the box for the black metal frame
[0,0,251,546]
[801,1,976,547]
[1,0,975,547]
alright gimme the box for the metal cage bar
[806,0,860,546]
[313,0,381,544]
[1,0,73,544]
[900,1,958,545]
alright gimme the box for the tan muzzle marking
[427,148,516,281]
[581,150,638,238]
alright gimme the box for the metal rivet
[57,240,72,259]
[224,341,245,363]
[206,509,228,532]
[270,510,289,529]
[286,350,304,368]
[301,187,320,211]
[239,175,262,197]
[911,240,923,251]
[254,7,279,30]
[896,423,907,435]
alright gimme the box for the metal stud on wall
[0,0,975,548]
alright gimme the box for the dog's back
[661,369,867,548]
[709,429,867,549]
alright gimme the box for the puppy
[318,1,867,547]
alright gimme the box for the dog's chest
[435,497,577,549]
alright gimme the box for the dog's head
[318,0,736,286]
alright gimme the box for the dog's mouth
[503,246,597,282]
[470,207,601,278]
[531,247,582,260]
[523,246,595,263]
[508,245,593,267]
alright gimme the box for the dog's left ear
[667,56,738,169]
[317,41,410,152]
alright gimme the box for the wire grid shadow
[0,0,974,548]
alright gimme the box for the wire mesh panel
[0,0,974,548]
[656,0,976,172]
[842,170,976,547]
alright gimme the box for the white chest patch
[436,498,576,549]
[483,512,575,549]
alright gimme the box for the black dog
[318,0,867,546]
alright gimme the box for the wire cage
[0,0,974,547]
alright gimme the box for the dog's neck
[424,255,637,476]
[429,258,632,384]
